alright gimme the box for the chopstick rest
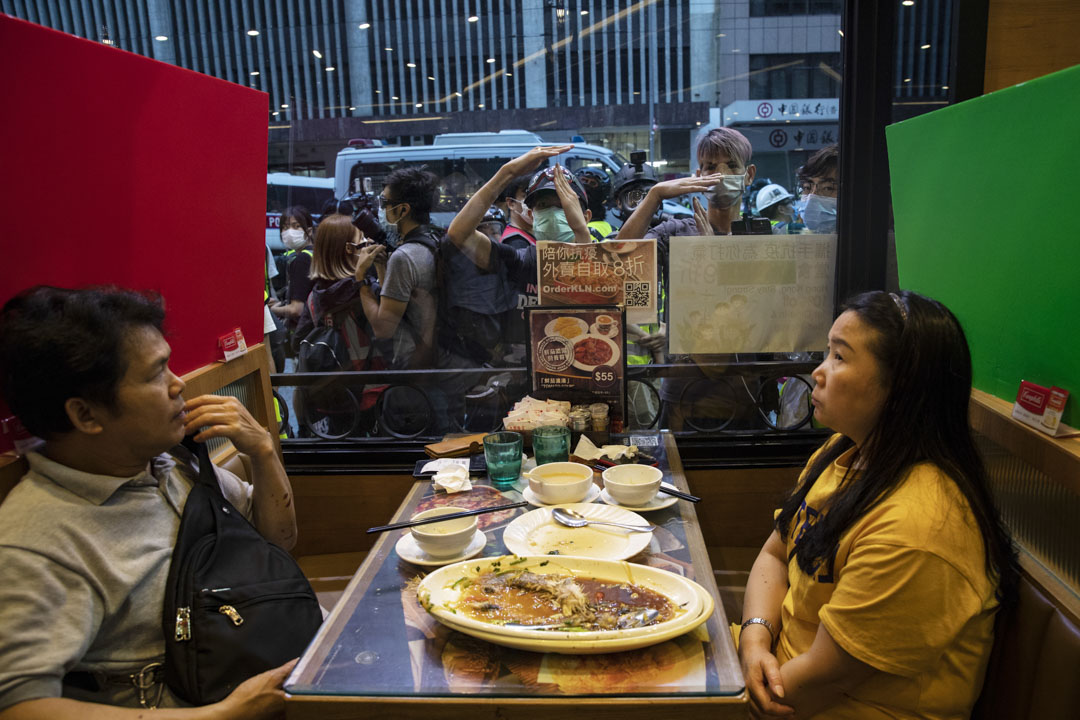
[366,501,529,534]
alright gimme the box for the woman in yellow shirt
[739,290,1018,719]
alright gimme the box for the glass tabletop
[286,432,745,701]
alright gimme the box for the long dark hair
[775,290,1018,607]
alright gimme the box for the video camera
[340,176,389,245]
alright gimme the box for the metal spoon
[551,507,654,533]
[503,608,660,631]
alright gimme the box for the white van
[265,173,335,252]
[333,131,689,229]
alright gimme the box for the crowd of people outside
[264,129,844,438]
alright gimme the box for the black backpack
[162,440,322,705]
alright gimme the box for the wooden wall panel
[687,466,800,550]
[290,474,415,558]
[984,0,1080,92]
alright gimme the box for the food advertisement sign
[536,240,658,325]
[526,306,626,430]
[667,234,837,354]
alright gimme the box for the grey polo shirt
[0,447,252,711]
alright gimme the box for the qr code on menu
[624,281,650,308]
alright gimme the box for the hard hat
[524,166,588,209]
[755,183,794,214]
[574,167,612,205]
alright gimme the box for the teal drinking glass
[483,431,523,488]
[532,425,570,465]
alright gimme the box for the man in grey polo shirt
[0,286,298,719]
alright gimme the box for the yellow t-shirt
[776,438,998,719]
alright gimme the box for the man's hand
[692,197,714,236]
[502,145,574,178]
[182,395,274,459]
[213,658,297,720]
[552,163,590,242]
[351,242,386,281]
[650,173,726,201]
[739,628,794,718]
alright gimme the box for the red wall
[0,15,268,451]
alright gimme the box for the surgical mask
[532,207,576,243]
[802,194,838,233]
[377,206,396,236]
[281,228,307,250]
[711,173,745,209]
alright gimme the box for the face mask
[281,228,307,250]
[711,173,745,209]
[802,194,838,233]
[532,207,576,243]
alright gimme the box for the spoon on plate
[551,507,654,533]
[503,608,659,631]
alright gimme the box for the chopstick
[658,484,701,503]
[366,501,529,534]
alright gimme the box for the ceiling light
[838,29,844,36]
[921,43,931,49]
[313,50,323,59]
[478,103,485,107]
[505,72,512,77]
[428,76,435,80]
[349,106,356,110]
[942,85,950,90]
[358,22,371,29]
[486,58,495,63]
[392,96,399,100]
[468,15,479,22]
[102,39,114,45]
[902,0,914,5]
[385,47,393,51]
[581,9,589,14]
[903,78,911,83]
[407,62,417,67]
[281,104,289,108]
[415,103,423,107]
[250,71,260,76]
[247,29,259,36]
[326,66,335,71]
[375,90,381,93]
[455,92,463,97]
[273,111,279,116]
[155,35,168,41]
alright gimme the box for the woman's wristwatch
[741,617,776,643]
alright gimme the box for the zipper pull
[218,605,244,626]
[175,607,191,641]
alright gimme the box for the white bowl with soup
[410,507,478,558]
[602,465,663,507]
[525,462,595,504]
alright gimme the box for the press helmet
[754,183,794,214]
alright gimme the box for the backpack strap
[179,436,219,491]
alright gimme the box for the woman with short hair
[739,290,1017,719]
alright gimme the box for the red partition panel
[0,15,268,450]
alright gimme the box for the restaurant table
[285,432,749,719]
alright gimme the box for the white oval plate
[502,503,651,560]
[395,529,487,567]
[599,486,678,512]
[522,483,601,507]
[570,334,621,373]
[430,580,715,655]
[544,316,589,340]
[418,555,712,653]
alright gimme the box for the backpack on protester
[294,288,385,437]
[162,439,322,706]
[408,230,522,368]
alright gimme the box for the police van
[265,173,335,252]
[333,130,687,229]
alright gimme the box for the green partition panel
[886,64,1080,427]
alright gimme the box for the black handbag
[162,439,322,705]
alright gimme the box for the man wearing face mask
[496,176,537,251]
[523,166,594,244]
[352,167,445,371]
[795,144,838,234]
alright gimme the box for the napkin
[433,465,472,494]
